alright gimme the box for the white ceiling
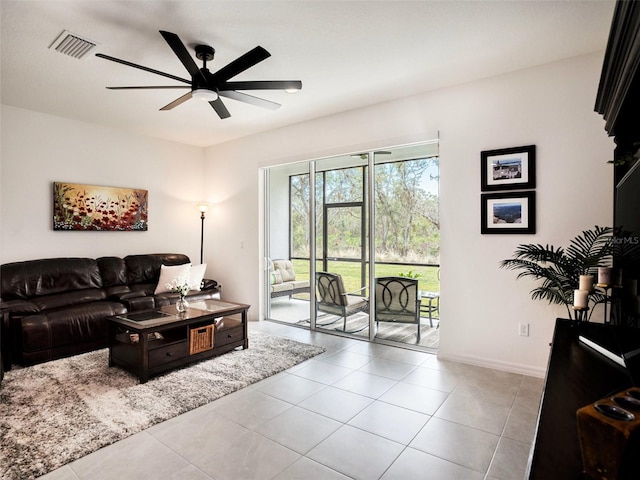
[1,0,615,148]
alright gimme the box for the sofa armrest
[0,299,39,315]
[123,295,155,312]
[202,278,219,290]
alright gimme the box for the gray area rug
[0,331,325,480]
[299,312,440,348]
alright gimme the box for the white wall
[204,52,614,376]
[0,106,206,265]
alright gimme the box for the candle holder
[595,284,622,324]
[596,284,612,324]
[571,306,590,322]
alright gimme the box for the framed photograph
[53,182,148,231]
[481,145,536,191]
[481,191,536,234]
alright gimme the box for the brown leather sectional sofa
[0,253,220,370]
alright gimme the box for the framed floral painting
[53,182,148,231]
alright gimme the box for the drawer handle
[166,352,173,356]
[227,334,232,338]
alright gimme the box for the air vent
[49,30,97,59]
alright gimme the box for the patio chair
[375,276,421,341]
[315,271,369,333]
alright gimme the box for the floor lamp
[197,203,210,264]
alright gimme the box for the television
[614,159,640,323]
[611,159,640,384]
[578,160,640,385]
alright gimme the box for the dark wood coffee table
[107,299,250,383]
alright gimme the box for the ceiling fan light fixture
[99,31,302,119]
[192,88,218,102]
[285,87,300,94]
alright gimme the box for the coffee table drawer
[149,342,189,367]
[215,326,244,347]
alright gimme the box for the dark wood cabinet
[527,320,633,479]
[595,0,640,175]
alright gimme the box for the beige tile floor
[39,321,543,480]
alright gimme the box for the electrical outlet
[519,323,529,337]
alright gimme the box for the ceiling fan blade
[96,53,191,84]
[219,90,280,110]
[160,91,193,111]
[222,81,302,91]
[159,30,207,83]
[209,98,231,119]
[107,86,191,90]
[210,46,271,83]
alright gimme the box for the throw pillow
[154,263,192,294]
[189,264,207,291]
[270,271,283,285]
[279,268,295,282]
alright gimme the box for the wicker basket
[189,324,215,355]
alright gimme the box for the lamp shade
[197,203,210,214]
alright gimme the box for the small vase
[176,297,189,313]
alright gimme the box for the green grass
[291,259,440,295]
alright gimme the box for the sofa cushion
[103,285,134,298]
[30,288,107,312]
[1,258,102,300]
[19,302,126,353]
[97,256,128,287]
[124,253,191,285]
[154,264,192,294]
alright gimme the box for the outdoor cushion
[273,260,296,281]
[291,280,310,289]
[270,271,283,285]
[271,283,293,293]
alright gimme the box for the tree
[374,158,439,262]
[289,157,440,264]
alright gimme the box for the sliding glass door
[372,144,440,348]
[265,164,312,325]
[313,154,370,339]
[264,140,439,350]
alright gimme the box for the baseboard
[437,351,546,378]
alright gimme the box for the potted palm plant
[499,226,613,321]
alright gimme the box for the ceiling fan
[96,30,302,119]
